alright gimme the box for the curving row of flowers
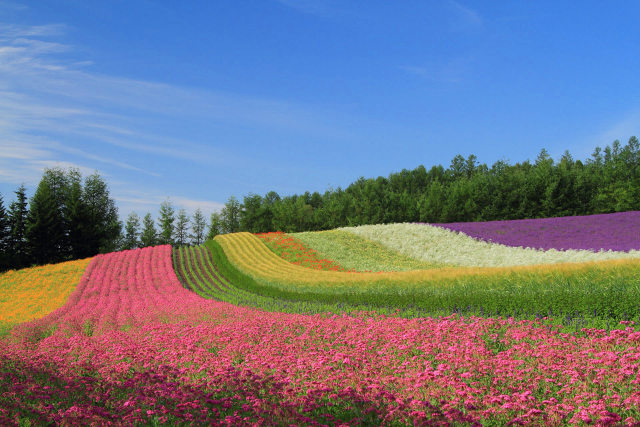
[342,223,640,267]
[2,244,640,424]
[256,231,358,272]
[0,258,91,334]
[432,210,640,252]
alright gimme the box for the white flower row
[340,223,640,267]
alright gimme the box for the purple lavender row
[425,211,640,252]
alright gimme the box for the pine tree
[191,208,206,245]
[26,179,62,265]
[0,193,8,271]
[122,212,141,250]
[220,196,241,233]
[83,173,121,255]
[140,213,157,247]
[207,212,222,240]
[173,208,190,246]
[8,185,29,268]
[66,170,88,259]
[41,168,71,258]
[158,200,175,245]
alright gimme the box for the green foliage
[233,136,640,232]
[177,241,640,331]
[0,193,8,271]
[158,200,175,245]
[7,185,29,269]
[122,212,141,250]
[190,208,206,245]
[221,196,241,233]
[173,208,190,246]
[25,179,63,265]
[140,213,157,247]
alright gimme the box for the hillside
[2,211,640,425]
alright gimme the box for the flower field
[341,223,640,267]
[4,212,640,425]
[0,258,91,336]
[293,229,441,272]
[256,231,354,271]
[432,211,640,252]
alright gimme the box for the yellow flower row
[0,258,92,331]
[215,232,640,292]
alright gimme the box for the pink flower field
[2,245,640,425]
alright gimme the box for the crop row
[9,245,207,341]
[433,210,640,252]
[214,232,640,324]
[0,258,91,336]
[342,223,640,267]
[293,229,441,272]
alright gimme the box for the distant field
[432,210,640,251]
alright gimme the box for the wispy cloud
[0,22,352,190]
[447,0,482,31]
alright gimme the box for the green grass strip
[293,229,443,272]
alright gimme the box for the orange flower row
[0,257,92,332]
[256,231,357,272]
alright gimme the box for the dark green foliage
[207,212,222,240]
[158,200,175,245]
[0,193,8,270]
[173,208,190,246]
[26,178,64,265]
[191,208,206,245]
[2,169,121,270]
[221,196,241,233]
[81,172,122,255]
[7,185,29,269]
[140,213,157,247]
[234,136,640,232]
[122,212,141,250]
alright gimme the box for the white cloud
[447,0,482,31]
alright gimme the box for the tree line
[1,136,638,271]
[216,136,640,233]
[0,169,120,271]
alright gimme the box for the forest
[0,136,638,271]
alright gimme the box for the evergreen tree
[191,208,206,245]
[158,200,175,245]
[26,179,63,265]
[122,212,141,250]
[83,173,121,255]
[140,213,157,247]
[221,196,241,233]
[66,170,88,259]
[0,193,8,271]
[207,212,222,240]
[173,208,190,246]
[41,168,71,257]
[7,185,29,268]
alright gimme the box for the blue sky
[1,1,639,219]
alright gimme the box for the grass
[293,229,442,271]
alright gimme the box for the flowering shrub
[432,211,640,252]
